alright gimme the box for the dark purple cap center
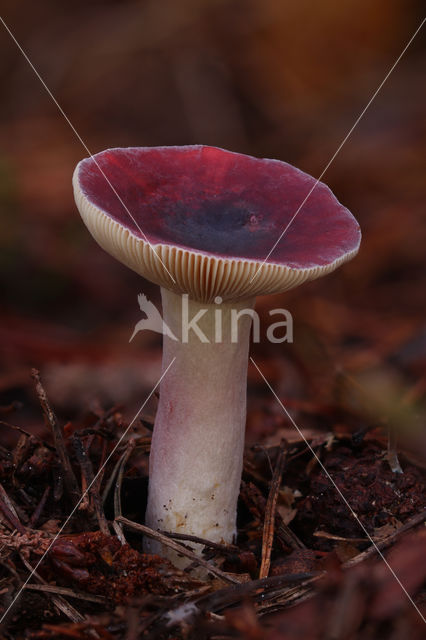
[77,145,360,268]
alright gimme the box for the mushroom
[73,145,361,559]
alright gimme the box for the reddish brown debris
[292,440,426,547]
[49,532,196,603]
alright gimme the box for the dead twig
[0,420,55,451]
[114,440,136,544]
[161,531,239,554]
[240,482,305,551]
[101,445,129,505]
[116,516,241,585]
[259,440,287,579]
[73,437,109,535]
[92,438,108,504]
[12,434,33,477]
[256,576,320,615]
[0,484,25,534]
[195,571,318,614]
[314,531,368,543]
[344,508,426,568]
[25,583,106,604]
[139,413,155,432]
[19,553,85,623]
[31,369,80,506]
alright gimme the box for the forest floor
[0,368,425,639]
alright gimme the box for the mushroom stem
[144,288,255,558]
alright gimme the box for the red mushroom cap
[73,145,361,301]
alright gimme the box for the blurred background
[0,0,425,450]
